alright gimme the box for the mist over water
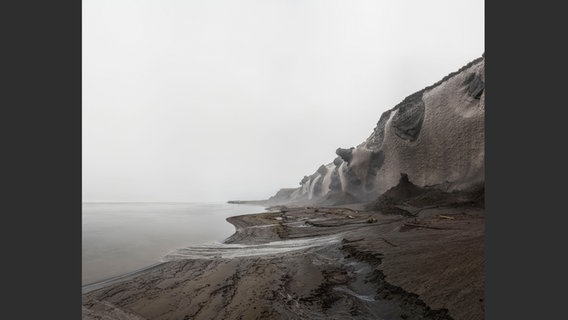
[82,202,263,285]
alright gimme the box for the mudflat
[82,203,484,320]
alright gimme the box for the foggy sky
[82,0,484,202]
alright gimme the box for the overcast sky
[82,0,484,202]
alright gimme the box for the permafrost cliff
[269,56,485,206]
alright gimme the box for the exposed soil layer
[367,173,484,216]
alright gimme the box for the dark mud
[83,189,484,320]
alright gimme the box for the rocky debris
[369,173,427,208]
[462,72,484,99]
[317,165,328,176]
[333,157,344,167]
[367,173,485,213]
[391,91,426,142]
[336,147,354,163]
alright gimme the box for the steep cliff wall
[269,56,485,205]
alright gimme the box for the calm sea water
[82,202,264,285]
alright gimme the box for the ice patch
[163,235,342,260]
[334,286,376,302]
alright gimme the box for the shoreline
[82,202,267,286]
[83,201,483,320]
[82,262,167,295]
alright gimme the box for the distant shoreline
[226,199,270,205]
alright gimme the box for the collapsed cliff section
[269,56,485,206]
[366,173,484,217]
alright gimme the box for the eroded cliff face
[269,57,485,205]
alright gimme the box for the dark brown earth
[83,192,484,320]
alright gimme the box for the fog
[82,0,484,202]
